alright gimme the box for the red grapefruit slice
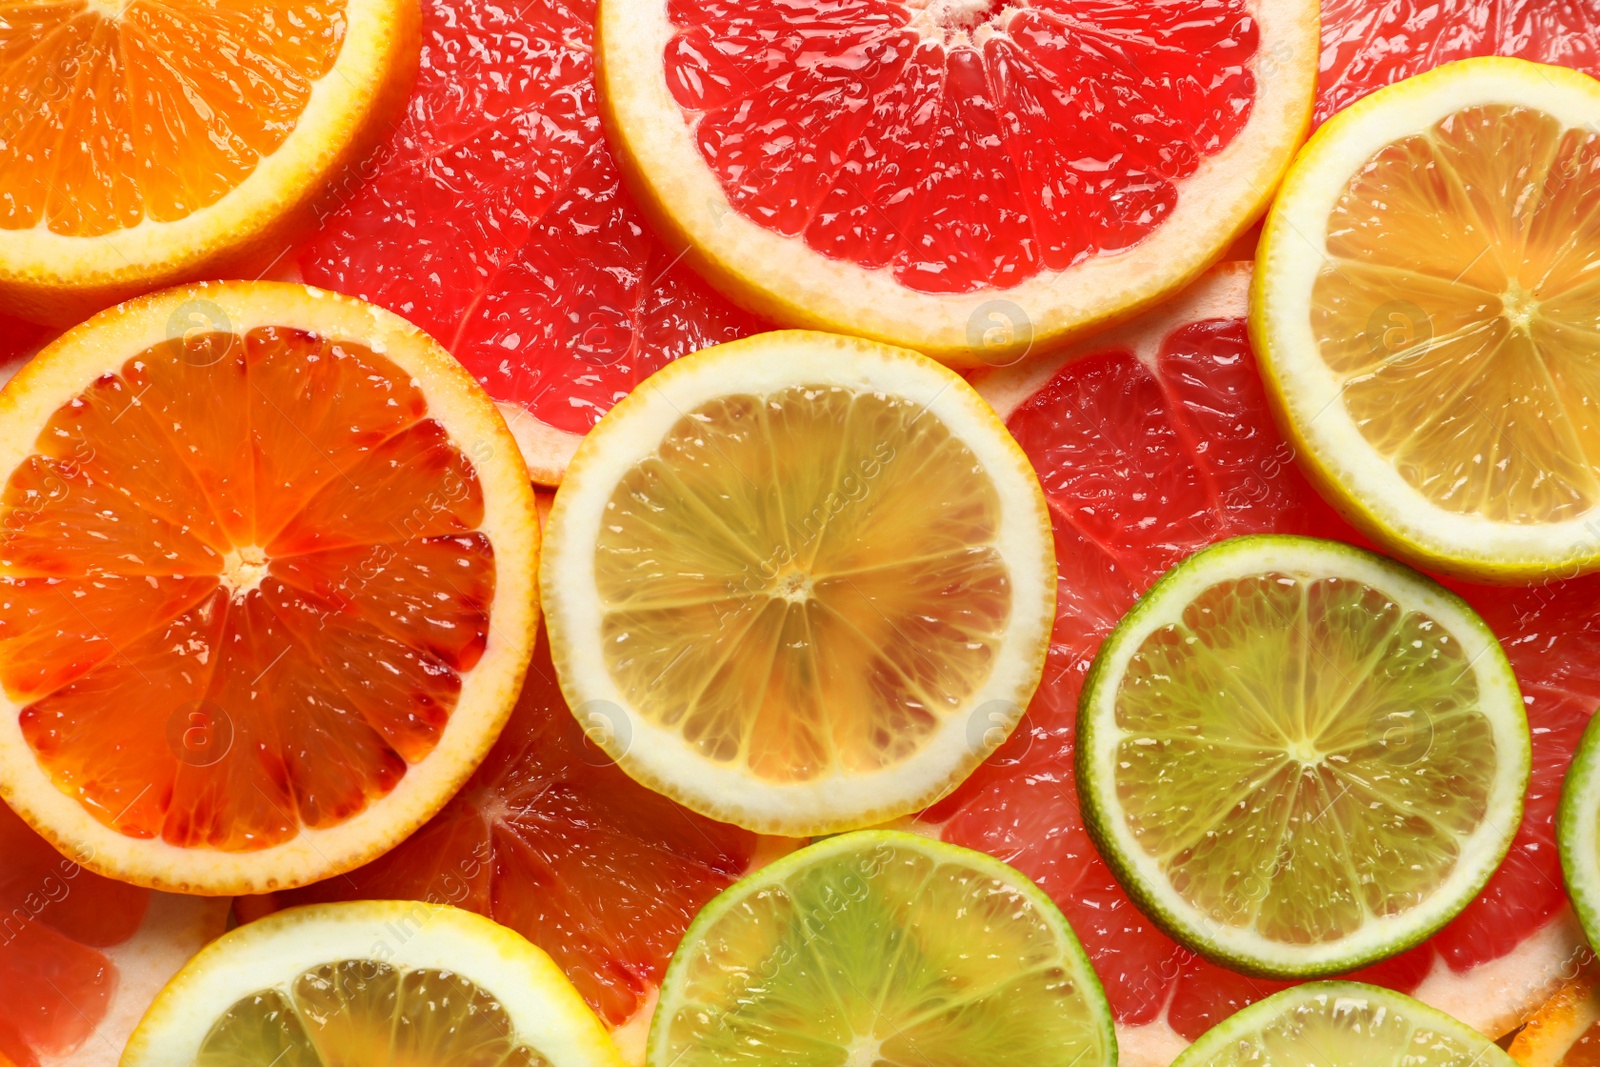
[597,0,1319,363]
[1317,0,1600,125]
[295,0,765,486]
[236,626,794,1064]
[0,801,227,1067]
[921,263,1594,1065]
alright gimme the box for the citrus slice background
[287,0,765,485]
[0,281,538,895]
[0,0,419,327]
[598,0,1318,362]
[0,802,228,1067]
[542,330,1054,836]
[1078,535,1528,978]
[1169,981,1516,1066]
[650,830,1115,1067]
[237,628,792,1062]
[122,900,628,1067]
[921,263,1598,1065]
[1255,57,1600,581]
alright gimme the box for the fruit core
[905,0,1012,44]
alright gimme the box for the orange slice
[0,0,420,326]
[1508,965,1600,1066]
[0,280,538,895]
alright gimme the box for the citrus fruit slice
[0,280,539,895]
[650,829,1115,1067]
[238,625,792,1064]
[597,0,1320,364]
[1506,965,1600,1066]
[541,330,1054,835]
[297,0,764,486]
[0,0,419,327]
[1318,0,1600,126]
[916,264,1593,1065]
[1170,981,1515,1066]
[122,899,626,1067]
[1254,56,1600,582]
[0,800,228,1067]
[1078,534,1530,979]
[1561,711,1600,948]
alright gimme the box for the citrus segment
[0,801,228,1067]
[599,0,1319,361]
[122,901,627,1067]
[542,331,1053,835]
[1170,982,1515,1066]
[1255,57,1600,580]
[297,0,764,485]
[926,265,1595,1063]
[0,0,419,325]
[1507,967,1600,1066]
[649,830,1115,1067]
[1078,535,1529,978]
[1317,0,1600,126]
[241,630,775,1043]
[0,281,538,894]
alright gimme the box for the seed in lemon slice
[122,899,626,1067]
[1170,982,1514,1066]
[650,829,1115,1067]
[1253,56,1600,582]
[0,280,538,895]
[0,0,419,327]
[541,330,1054,835]
[1078,535,1530,978]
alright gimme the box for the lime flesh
[648,830,1114,1067]
[1079,535,1529,977]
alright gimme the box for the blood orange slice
[236,628,788,1064]
[597,0,1319,363]
[1318,0,1600,126]
[0,800,227,1067]
[297,0,764,486]
[0,280,538,895]
[917,263,1595,1066]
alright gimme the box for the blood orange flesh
[659,0,1262,295]
[297,0,763,465]
[0,801,147,1067]
[243,632,765,1036]
[934,265,1593,1055]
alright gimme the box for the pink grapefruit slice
[236,626,793,1064]
[916,263,1594,1065]
[296,0,765,486]
[0,801,227,1067]
[597,0,1319,363]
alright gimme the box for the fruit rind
[0,280,539,896]
[122,900,627,1067]
[541,329,1054,835]
[0,0,422,328]
[1560,711,1600,954]
[1169,981,1514,1065]
[1078,534,1530,978]
[597,0,1319,365]
[646,828,1117,1067]
[1252,56,1600,583]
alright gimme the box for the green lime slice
[1559,710,1600,947]
[1171,981,1515,1065]
[1078,534,1529,978]
[647,829,1115,1067]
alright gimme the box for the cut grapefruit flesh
[0,0,419,327]
[927,263,1595,1065]
[0,800,227,1067]
[1317,0,1600,126]
[296,0,764,486]
[0,280,538,895]
[598,0,1319,362]
[236,630,783,1064]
